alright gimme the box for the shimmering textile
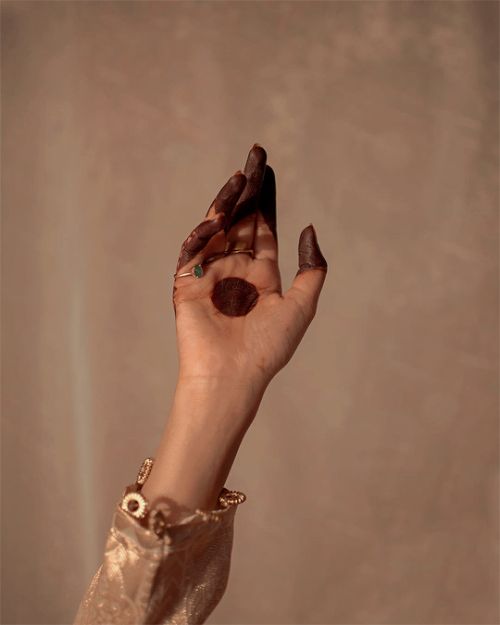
[74,489,244,624]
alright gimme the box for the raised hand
[142,145,328,510]
[173,145,328,399]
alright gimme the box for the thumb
[284,224,328,320]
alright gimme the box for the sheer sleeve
[73,458,246,625]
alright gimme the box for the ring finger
[176,172,247,272]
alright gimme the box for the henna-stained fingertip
[297,224,328,275]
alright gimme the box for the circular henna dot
[211,277,259,317]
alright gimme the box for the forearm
[141,375,266,510]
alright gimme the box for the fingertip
[244,144,267,174]
[251,142,266,155]
[230,171,247,188]
[212,172,247,218]
[298,224,328,273]
[225,172,247,199]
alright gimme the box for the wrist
[141,374,266,511]
[174,372,267,429]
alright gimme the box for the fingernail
[297,224,328,274]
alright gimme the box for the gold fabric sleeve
[73,487,245,625]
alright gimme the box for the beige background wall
[2,2,498,624]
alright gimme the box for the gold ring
[173,248,255,279]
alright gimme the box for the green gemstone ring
[173,248,254,280]
[174,263,204,279]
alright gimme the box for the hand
[142,145,328,510]
[173,145,328,399]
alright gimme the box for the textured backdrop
[2,1,498,624]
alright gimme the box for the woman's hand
[142,145,328,510]
[173,145,328,406]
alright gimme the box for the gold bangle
[119,457,247,527]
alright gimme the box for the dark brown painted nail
[176,216,224,270]
[260,165,277,240]
[205,172,247,218]
[297,224,328,274]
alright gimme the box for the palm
[176,256,306,383]
[173,146,327,389]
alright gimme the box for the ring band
[173,248,255,279]
[205,248,255,264]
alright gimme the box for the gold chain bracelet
[120,457,246,532]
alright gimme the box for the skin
[142,145,328,512]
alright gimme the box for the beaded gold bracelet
[120,457,246,534]
[120,457,154,520]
